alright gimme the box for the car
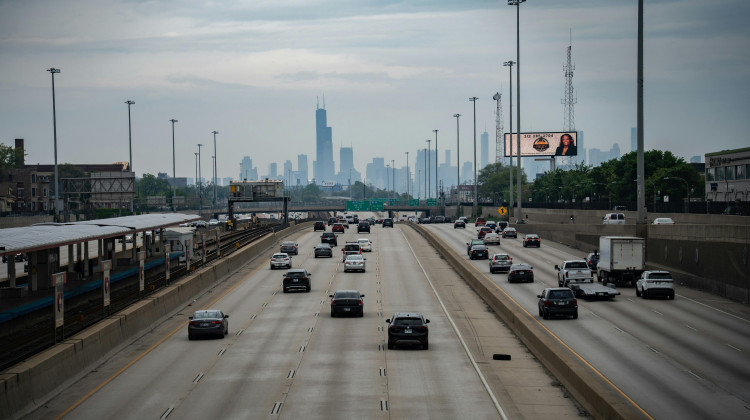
[314,243,333,258]
[283,268,312,293]
[466,239,484,255]
[489,253,512,273]
[522,234,541,248]
[332,223,345,233]
[385,312,430,349]
[357,222,370,233]
[537,288,578,319]
[270,253,292,269]
[434,216,445,223]
[444,216,452,223]
[419,217,431,224]
[357,238,372,252]
[586,252,600,269]
[329,290,365,317]
[485,222,497,230]
[508,263,534,283]
[475,217,486,226]
[636,270,675,299]
[188,309,229,340]
[343,254,366,272]
[321,232,338,246]
[193,220,208,228]
[342,250,360,262]
[477,227,493,239]
[382,218,394,227]
[314,221,326,231]
[280,241,299,255]
[469,244,489,260]
[483,232,501,245]
[454,220,466,229]
[501,227,517,238]
[340,219,350,229]
[120,233,134,243]
[602,213,626,225]
[208,218,221,226]
[652,217,675,225]
[328,217,338,226]
[495,221,509,233]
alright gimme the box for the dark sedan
[508,263,534,283]
[469,245,489,260]
[314,243,333,258]
[280,241,299,255]
[522,234,541,248]
[538,288,578,319]
[314,221,326,231]
[329,290,365,317]
[321,232,338,246]
[454,220,466,228]
[188,309,229,340]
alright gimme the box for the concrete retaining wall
[409,223,648,419]
[0,222,312,420]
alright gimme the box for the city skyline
[1,1,747,181]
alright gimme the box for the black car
[357,222,371,233]
[382,218,394,227]
[188,309,229,340]
[280,241,299,255]
[522,234,541,248]
[328,217,338,226]
[329,290,365,317]
[314,221,326,231]
[386,312,430,350]
[283,269,311,293]
[538,288,578,319]
[508,263,534,283]
[466,239,484,255]
[434,216,445,223]
[321,232,338,246]
[314,243,333,258]
[454,220,466,229]
[469,245,489,260]
[586,252,600,269]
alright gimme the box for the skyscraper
[314,98,335,184]
[481,131,489,170]
[239,156,257,181]
[297,154,308,185]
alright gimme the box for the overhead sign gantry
[228,180,289,226]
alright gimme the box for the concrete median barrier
[410,223,648,420]
[0,222,313,420]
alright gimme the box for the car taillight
[331,299,337,305]
[358,299,363,306]
[189,321,199,326]
[573,299,578,305]
[544,300,550,307]
[565,272,569,278]
[212,320,222,325]
[509,271,516,275]
[302,277,308,281]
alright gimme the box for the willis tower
[314,97,335,184]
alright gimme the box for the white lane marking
[726,343,742,352]
[685,370,704,381]
[684,324,697,331]
[677,294,750,324]
[652,309,663,316]
[401,230,510,420]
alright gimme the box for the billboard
[504,132,577,157]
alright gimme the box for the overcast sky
[1,0,748,182]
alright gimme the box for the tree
[136,173,171,197]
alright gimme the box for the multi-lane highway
[435,221,750,419]
[25,219,582,419]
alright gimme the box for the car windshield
[335,291,360,299]
[548,290,573,299]
[494,255,509,261]
[286,271,307,278]
[648,272,673,279]
[316,244,330,248]
[567,262,588,269]
[526,235,539,239]
[346,255,364,261]
[272,254,288,259]
[393,318,423,326]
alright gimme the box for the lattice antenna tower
[493,89,504,165]
[561,30,578,165]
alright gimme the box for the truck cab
[556,260,594,287]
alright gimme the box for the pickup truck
[556,260,594,287]
[556,260,620,299]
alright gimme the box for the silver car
[489,253,512,273]
[270,252,292,269]
[343,254,366,272]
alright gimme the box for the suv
[537,288,578,319]
[489,253,512,273]
[382,218,394,228]
[636,271,675,299]
[357,222,371,233]
[342,242,362,260]
[321,232,338,246]
[282,269,311,293]
[385,312,430,350]
[314,221,326,231]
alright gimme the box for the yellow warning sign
[498,207,507,215]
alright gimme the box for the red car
[332,223,345,233]
[477,227,493,239]
[475,217,487,226]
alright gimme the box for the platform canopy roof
[0,213,200,256]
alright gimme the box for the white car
[343,254,366,272]
[483,232,501,245]
[208,218,220,226]
[652,217,675,225]
[636,271,675,299]
[357,238,372,252]
[270,253,292,269]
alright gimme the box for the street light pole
[433,129,438,204]
[392,159,395,198]
[469,97,478,216]
[664,176,690,213]
[426,139,431,200]
[170,119,178,211]
[453,114,461,197]
[47,67,61,216]
[509,0,525,222]
[212,131,218,206]
[386,164,390,200]
[197,144,204,216]
[503,61,515,213]
[125,100,135,173]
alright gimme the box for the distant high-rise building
[445,150,451,166]
[267,162,278,180]
[481,131,489,169]
[239,156,257,181]
[340,147,353,174]
[631,127,637,153]
[461,161,473,185]
[314,98,335,184]
[283,160,293,184]
[297,154,309,185]
[588,143,622,167]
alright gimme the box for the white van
[602,213,626,224]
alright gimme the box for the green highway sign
[346,201,371,211]
[370,200,384,211]
[409,199,419,206]
[426,199,437,206]
[389,199,400,205]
